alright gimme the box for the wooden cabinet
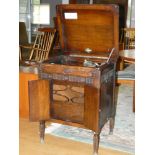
[28,4,119,155]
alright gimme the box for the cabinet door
[28,79,51,121]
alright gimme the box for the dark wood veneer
[28,4,119,155]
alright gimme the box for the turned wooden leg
[109,117,115,135]
[39,120,45,144]
[93,132,100,155]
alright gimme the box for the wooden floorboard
[19,118,131,155]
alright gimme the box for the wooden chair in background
[20,27,56,62]
[119,28,135,50]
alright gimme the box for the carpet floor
[45,85,135,154]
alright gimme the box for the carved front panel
[53,84,84,103]
[50,83,85,124]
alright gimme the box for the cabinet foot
[93,132,100,155]
[109,117,115,134]
[39,120,45,144]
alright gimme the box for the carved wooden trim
[40,72,94,85]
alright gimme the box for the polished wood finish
[93,0,128,40]
[29,80,51,121]
[30,51,118,155]
[56,4,119,52]
[29,5,119,155]
[51,100,84,123]
[19,72,38,118]
[84,85,100,131]
[62,0,128,47]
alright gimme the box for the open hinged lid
[56,4,119,53]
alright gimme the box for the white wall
[62,0,69,4]
[41,0,62,26]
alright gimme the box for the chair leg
[120,59,125,70]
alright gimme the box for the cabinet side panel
[99,64,116,129]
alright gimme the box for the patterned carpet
[45,85,135,154]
